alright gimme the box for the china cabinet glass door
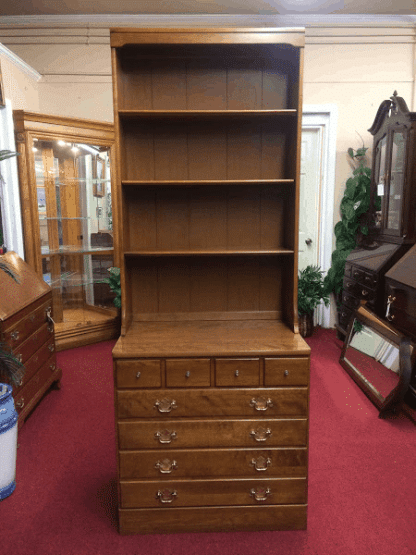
[33,138,116,330]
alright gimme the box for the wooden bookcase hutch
[111,27,310,535]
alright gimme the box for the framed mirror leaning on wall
[340,304,414,418]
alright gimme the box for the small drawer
[363,271,377,288]
[264,358,309,386]
[350,267,364,282]
[215,358,259,387]
[116,359,161,388]
[166,359,210,388]
[2,299,52,349]
[13,323,53,365]
[341,290,360,311]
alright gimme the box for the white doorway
[300,106,338,328]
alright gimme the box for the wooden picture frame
[93,156,105,197]
[340,304,414,418]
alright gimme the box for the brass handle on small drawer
[48,344,55,353]
[156,489,177,503]
[15,398,24,410]
[250,487,272,502]
[155,429,177,444]
[47,324,54,334]
[361,290,369,297]
[250,427,272,442]
[10,331,19,342]
[46,307,54,326]
[385,295,396,321]
[155,459,178,474]
[250,397,273,411]
[50,363,56,372]
[154,398,177,413]
[251,456,272,472]
[15,353,23,364]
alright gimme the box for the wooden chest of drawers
[0,252,61,427]
[113,320,310,535]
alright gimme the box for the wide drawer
[215,358,260,387]
[117,388,308,418]
[120,476,307,509]
[15,336,56,391]
[119,504,307,535]
[264,358,309,386]
[343,277,375,301]
[118,418,308,449]
[166,358,210,387]
[1,298,52,349]
[14,353,58,414]
[116,359,162,388]
[119,447,307,479]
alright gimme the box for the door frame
[302,105,338,328]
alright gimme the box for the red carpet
[2,328,415,555]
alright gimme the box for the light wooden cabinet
[111,26,310,535]
[13,111,120,351]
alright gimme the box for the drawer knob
[185,371,191,378]
[154,398,177,413]
[155,429,177,444]
[250,487,272,502]
[235,370,239,377]
[250,397,273,411]
[136,371,141,379]
[29,314,35,323]
[16,354,23,364]
[156,489,177,504]
[50,363,56,372]
[155,459,178,474]
[361,290,369,297]
[10,331,20,342]
[284,370,289,377]
[251,456,272,472]
[48,344,55,353]
[15,398,25,410]
[250,427,272,442]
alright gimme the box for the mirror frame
[340,304,414,418]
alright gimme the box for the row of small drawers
[120,477,307,509]
[115,357,309,389]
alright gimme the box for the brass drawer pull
[46,307,54,325]
[156,489,177,503]
[48,324,54,334]
[50,363,56,372]
[284,370,289,377]
[185,371,191,378]
[16,354,23,364]
[250,427,272,442]
[235,370,239,377]
[48,344,55,353]
[29,314,35,323]
[251,456,272,472]
[10,330,20,342]
[154,398,177,413]
[155,429,177,444]
[386,295,396,321]
[136,371,141,379]
[250,397,273,411]
[155,459,178,474]
[361,290,369,297]
[250,487,272,502]
[15,398,25,410]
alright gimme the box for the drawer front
[386,282,416,314]
[119,447,308,479]
[343,277,375,301]
[118,418,308,449]
[264,358,309,386]
[14,353,57,414]
[341,290,361,311]
[117,388,308,418]
[120,477,307,509]
[13,323,54,365]
[166,359,210,388]
[2,299,52,349]
[116,359,162,388]
[15,336,56,391]
[338,305,354,330]
[215,358,260,387]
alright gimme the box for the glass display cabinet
[13,111,119,351]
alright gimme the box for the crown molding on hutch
[0,43,42,81]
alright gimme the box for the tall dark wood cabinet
[0,251,61,427]
[338,92,416,335]
[110,27,310,535]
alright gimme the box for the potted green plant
[106,266,121,309]
[298,265,330,337]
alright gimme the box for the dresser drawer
[116,359,162,388]
[14,353,58,414]
[120,477,307,509]
[13,323,54,365]
[118,418,308,449]
[264,358,309,386]
[15,336,56,390]
[341,290,361,311]
[215,358,260,387]
[2,298,52,349]
[166,359,210,388]
[117,388,308,418]
[119,447,308,479]
[343,277,375,301]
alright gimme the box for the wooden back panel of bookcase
[111,28,304,334]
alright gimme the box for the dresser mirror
[340,304,414,418]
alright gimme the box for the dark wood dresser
[0,251,61,427]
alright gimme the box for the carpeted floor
[2,327,415,555]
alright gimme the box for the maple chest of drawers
[0,252,61,426]
[113,320,310,535]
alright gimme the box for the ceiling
[0,0,415,16]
